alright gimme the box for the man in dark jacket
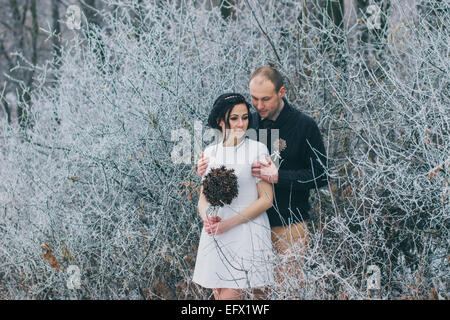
[197,66,328,293]
[249,67,328,227]
[247,67,328,292]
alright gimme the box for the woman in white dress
[192,93,274,300]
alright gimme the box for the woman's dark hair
[207,93,253,131]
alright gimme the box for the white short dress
[192,138,274,289]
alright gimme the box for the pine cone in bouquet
[202,166,238,207]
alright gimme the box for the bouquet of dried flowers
[202,166,238,217]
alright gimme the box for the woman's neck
[222,135,245,147]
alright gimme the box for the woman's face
[218,103,249,140]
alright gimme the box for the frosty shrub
[0,0,448,299]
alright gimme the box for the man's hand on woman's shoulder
[252,155,279,184]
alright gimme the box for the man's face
[249,76,285,120]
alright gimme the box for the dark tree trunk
[79,0,107,73]
[0,40,13,124]
[328,0,345,29]
[320,1,346,68]
[13,0,39,129]
[1,94,11,124]
[51,0,62,65]
[220,0,236,21]
[131,0,144,40]
[355,0,391,77]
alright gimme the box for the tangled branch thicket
[0,0,448,299]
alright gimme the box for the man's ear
[278,86,286,99]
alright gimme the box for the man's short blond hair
[250,66,284,92]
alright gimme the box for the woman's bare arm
[229,180,273,226]
[198,186,209,220]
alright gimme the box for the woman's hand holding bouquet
[202,166,238,235]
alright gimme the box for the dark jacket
[250,98,328,227]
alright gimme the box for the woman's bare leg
[213,288,243,300]
[212,288,220,300]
